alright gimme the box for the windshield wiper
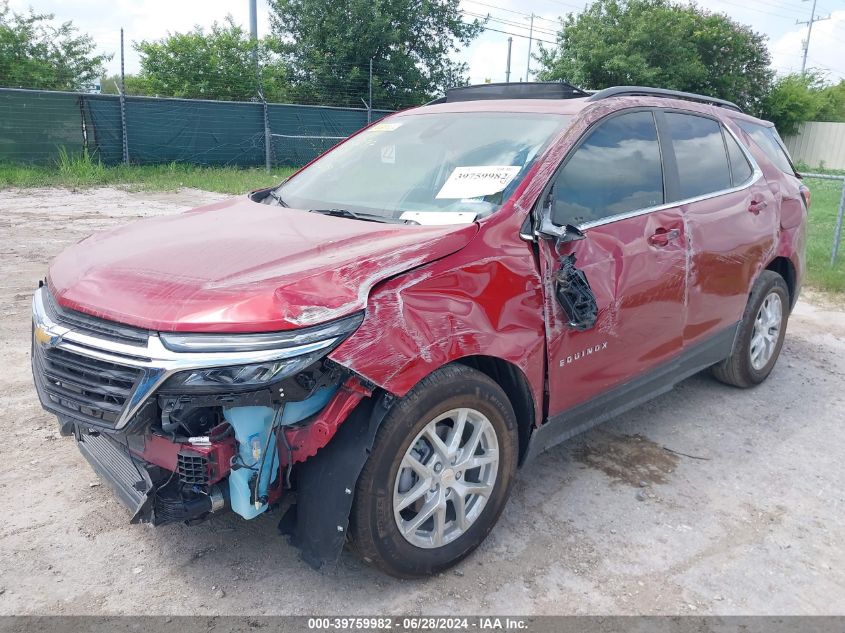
[268,190,288,207]
[308,208,416,224]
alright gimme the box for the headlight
[159,312,364,354]
[158,311,363,392]
[162,356,317,391]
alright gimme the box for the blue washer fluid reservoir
[225,406,277,520]
[224,384,339,520]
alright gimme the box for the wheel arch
[452,355,536,466]
[764,256,797,310]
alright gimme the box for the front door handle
[648,227,680,247]
[748,199,768,214]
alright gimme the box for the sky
[7,0,845,86]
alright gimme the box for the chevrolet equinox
[31,83,808,578]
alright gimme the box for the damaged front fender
[279,392,393,569]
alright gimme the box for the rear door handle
[748,199,768,214]
[648,227,680,247]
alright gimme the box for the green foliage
[536,0,773,114]
[0,1,110,91]
[56,146,105,184]
[134,17,287,101]
[99,73,153,96]
[267,0,482,109]
[762,75,845,135]
[802,175,845,294]
[816,81,845,123]
[762,73,827,135]
[0,161,295,193]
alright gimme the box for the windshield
[274,112,570,222]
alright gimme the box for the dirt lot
[0,187,843,616]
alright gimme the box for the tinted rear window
[664,113,731,200]
[737,121,794,174]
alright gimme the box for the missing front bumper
[75,428,225,525]
[76,431,154,523]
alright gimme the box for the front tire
[712,270,790,388]
[350,364,518,578]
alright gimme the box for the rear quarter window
[736,120,794,175]
[724,131,754,185]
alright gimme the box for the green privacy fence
[0,88,392,167]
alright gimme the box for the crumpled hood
[48,196,478,332]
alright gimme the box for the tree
[0,1,110,91]
[817,80,845,123]
[762,73,827,135]
[134,17,287,101]
[267,0,482,109]
[761,73,845,135]
[536,0,773,114]
[99,73,152,96]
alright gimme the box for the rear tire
[711,270,789,388]
[350,364,518,578]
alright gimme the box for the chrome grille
[32,341,142,426]
[43,288,149,347]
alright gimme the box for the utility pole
[119,27,129,165]
[525,13,534,82]
[368,57,373,123]
[248,0,272,170]
[505,37,512,83]
[797,0,830,75]
[249,0,258,71]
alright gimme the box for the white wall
[784,122,845,171]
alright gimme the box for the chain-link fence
[0,52,442,168]
[0,86,396,168]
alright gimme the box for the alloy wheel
[393,407,499,549]
[750,291,783,370]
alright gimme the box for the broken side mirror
[555,254,598,331]
[536,188,597,331]
[536,187,586,247]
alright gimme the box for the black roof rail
[430,81,589,104]
[587,86,742,112]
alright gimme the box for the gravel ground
[0,187,843,616]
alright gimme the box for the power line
[465,22,558,47]
[463,11,559,38]
[462,0,561,26]
[705,0,806,21]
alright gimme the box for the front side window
[736,120,795,175]
[275,112,569,221]
[664,113,731,200]
[551,111,664,226]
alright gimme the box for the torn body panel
[329,208,548,428]
[681,184,778,347]
[541,209,687,417]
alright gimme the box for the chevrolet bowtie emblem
[34,324,61,347]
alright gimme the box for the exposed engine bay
[71,358,353,529]
[31,284,377,567]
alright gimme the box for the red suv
[32,83,808,578]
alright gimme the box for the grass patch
[804,175,845,294]
[0,159,295,194]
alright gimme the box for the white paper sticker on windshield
[400,211,477,225]
[435,166,521,199]
[370,122,402,133]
